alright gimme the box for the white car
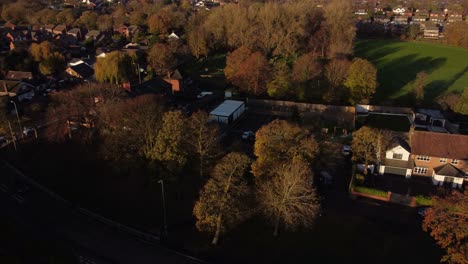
[197,91,213,99]
[242,131,254,140]
[342,145,351,155]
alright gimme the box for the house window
[451,159,459,165]
[417,155,430,161]
[392,153,403,160]
[440,158,447,163]
[414,167,428,174]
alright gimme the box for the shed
[209,100,245,124]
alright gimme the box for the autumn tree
[78,11,98,31]
[94,51,134,85]
[292,53,321,83]
[193,152,252,245]
[323,0,356,58]
[267,60,292,99]
[445,22,468,48]
[351,126,380,175]
[30,41,65,76]
[224,46,270,96]
[45,84,125,142]
[345,58,378,105]
[187,111,221,177]
[323,58,350,103]
[252,120,319,178]
[147,43,176,75]
[257,159,320,236]
[56,9,75,26]
[422,190,468,264]
[148,111,188,178]
[188,27,209,59]
[411,71,428,102]
[98,95,165,166]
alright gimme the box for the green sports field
[355,39,468,105]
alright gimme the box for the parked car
[342,145,351,155]
[418,207,429,217]
[242,131,255,140]
[23,127,35,136]
[197,91,213,99]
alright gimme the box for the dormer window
[440,158,447,163]
[392,153,403,160]
[452,159,459,165]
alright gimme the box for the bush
[415,195,433,206]
[354,186,388,198]
[355,173,365,185]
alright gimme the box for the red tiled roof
[411,131,468,160]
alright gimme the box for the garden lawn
[355,39,468,105]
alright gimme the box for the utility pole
[10,101,22,136]
[158,179,168,237]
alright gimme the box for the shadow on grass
[374,54,446,103]
[425,65,468,101]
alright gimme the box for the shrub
[416,195,433,206]
[355,173,365,185]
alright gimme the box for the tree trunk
[273,213,281,237]
[212,214,222,245]
[364,160,368,175]
[199,155,204,177]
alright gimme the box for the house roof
[411,131,468,160]
[169,69,183,80]
[416,108,445,119]
[5,71,33,81]
[132,77,172,96]
[68,28,81,34]
[210,100,244,117]
[388,137,411,153]
[433,164,466,178]
[54,25,67,32]
[68,63,94,79]
[86,30,101,38]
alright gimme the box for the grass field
[355,39,468,105]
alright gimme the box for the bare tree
[257,159,320,236]
[187,111,221,177]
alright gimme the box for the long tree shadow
[373,54,447,104]
[425,65,468,101]
[355,40,402,64]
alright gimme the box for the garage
[384,166,407,176]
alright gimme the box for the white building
[209,100,245,124]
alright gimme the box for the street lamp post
[10,101,22,135]
[7,121,17,152]
[158,179,168,237]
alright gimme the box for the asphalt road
[0,161,206,264]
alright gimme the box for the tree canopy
[94,51,135,84]
[193,152,252,245]
[422,190,468,264]
[345,58,378,104]
[252,119,318,178]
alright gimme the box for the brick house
[379,131,468,188]
[410,131,467,188]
